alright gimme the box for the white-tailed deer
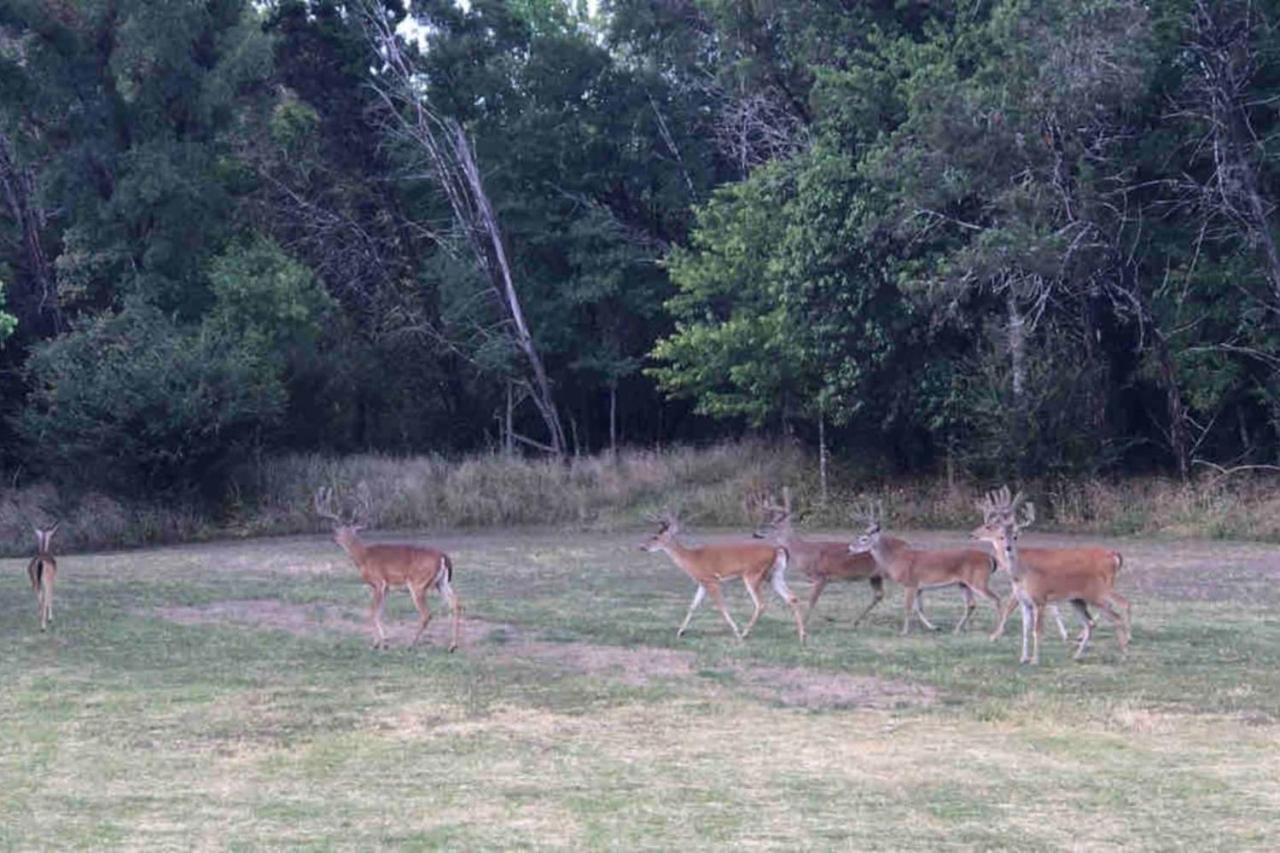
[751,487,885,630]
[971,487,1130,665]
[27,521,59,631]
[847,503,1002,635]
[973,487,1081,644]
[640,511,806,644]
[315,487,462,651]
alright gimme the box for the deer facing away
[847,506,1002,635]
[640,511,807,644]
[27,521,60,631]
[315,487,462,651]
[751,488,885,630]
[971,487,1130,665]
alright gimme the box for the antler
[977,485,1035,531]
[645,507,680,529]
[851,497,884,529]
[313,486,347,525]
[355,481,374,526]
[1013,498,1036,532]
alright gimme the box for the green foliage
[0,280,15,346]
[206,236,333,352]
[16,300,286,492]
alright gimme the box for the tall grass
[3,441,1279,555]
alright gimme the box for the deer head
[639,509,681,552]
[847,498,884,555]
[314,485,368,553]
[33,519,59,555]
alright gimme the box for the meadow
[2,524,1279,850]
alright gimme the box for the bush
[14,299,285,492]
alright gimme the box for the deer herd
[12,483,1130,666]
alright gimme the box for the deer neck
[661,538,702,574]
[869,536,905,569]
[337,534,369,563]
[1003,535,1029,581]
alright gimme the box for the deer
[846,503,1002,635]
[639,511,807,644]
[27,520,60,631]
[750,487,886,630]
[315,486,462,652]
[974,487,1083,645]
[970,486,1131,665]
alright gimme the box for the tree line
[1,0,1278,496]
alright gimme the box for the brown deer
[847,503,1002,635]
[315,487,462,651]
[974,487,1084,644]
[970,487,1130,665]
[640,511,806,644]
[751,487,885,630]
[27,521,59,631]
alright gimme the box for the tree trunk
[450,123,566,457]
[817,408,828,505]
[608,380,618,459]
[1006,287,1026,405]
[505,381,515,457]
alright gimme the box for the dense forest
[2,0,1279,497]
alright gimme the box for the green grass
[2,527,1279,849]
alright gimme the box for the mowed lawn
[2,528,1279,850]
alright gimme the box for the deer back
[1014,546,1122,604]
[667,539,783,582]
[345,538,450,587]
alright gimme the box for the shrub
[14,299,285,492]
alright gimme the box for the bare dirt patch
[149,599,934,708]
[733,664,936,710]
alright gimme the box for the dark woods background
[2,0,1279,499]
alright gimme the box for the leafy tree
[16,300,286,492]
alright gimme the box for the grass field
[2,527,1279,850]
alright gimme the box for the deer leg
[706,582,742,640]
[677,584,708,638]
[901,588,917,635]
[1071,600,1097,660]
[408,582,432,647]
[804,576,829,626]
[914,590,939,632]
[954,585,976,633]
[436,572,463,653]
[1018,598,1033,663]
[851,576,885,629]
[1096,597,1129,653]
[45,571,54,626]
[1107,591,1133,649]
[990,592,1020,641]
[769,557,806,645]
[369,583,389,649]
[1029,602,1044,665]
[741,575,766,638]
[970,579,1002,633]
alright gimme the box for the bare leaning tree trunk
[358,3,567,458]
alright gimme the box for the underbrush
[2,441,1278,555]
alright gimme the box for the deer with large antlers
[315,486,462,651]
[27,521,60,631]
[640,511,807,644]
[971,487,1130,665]
[751,487,885,630]
[974,487,1082,645]
[847,502,1002,635]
